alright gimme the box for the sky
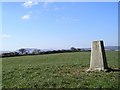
[1,2,118,51]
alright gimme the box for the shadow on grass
[107,68,120,72]
[110,68,120,72]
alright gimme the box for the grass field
[2,51,119,89]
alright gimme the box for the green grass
[2,51,119,88]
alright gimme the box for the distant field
[2,51,119,89]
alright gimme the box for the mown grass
[2,51,119,89]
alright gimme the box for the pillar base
[86,67,111,72]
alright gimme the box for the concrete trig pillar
[87,40,109,71]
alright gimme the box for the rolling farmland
[2,51,119,89]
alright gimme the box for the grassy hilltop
[2,51,119,89]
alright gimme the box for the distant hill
[17,48,53,51]
[0,46,119,55]
[0,51,12,54]
[22,46,119,52]
[105,46,120,51]
[80,46,119,51]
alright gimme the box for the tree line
[0,47,90,58]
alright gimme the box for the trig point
[87,40,109,72]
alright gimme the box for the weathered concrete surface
[87,41,109,71]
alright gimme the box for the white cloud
[34,2,38,5]
[1,34,11,39]
[43,0,55,9]
[56,16,66,23]
[74,19,79,22]
[23,1,38,8]
[54,7,59,11]
[43,2,52,9]
[43,0,64,12]
[54,7,64,11]
[43,2,48,8]
[46,0,56,2]
[28,11,32,14]
[56,16,79,23]
[21,14,30,20]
